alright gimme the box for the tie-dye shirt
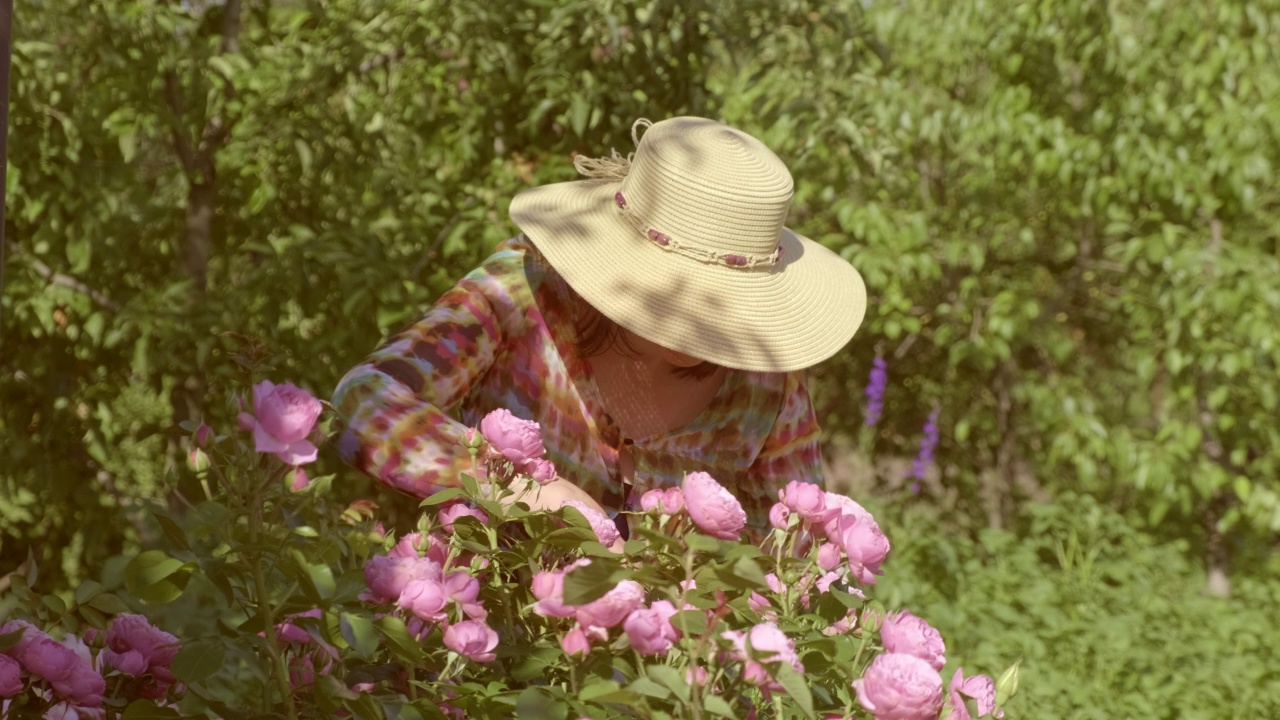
[332,236,824,532]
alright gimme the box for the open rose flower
[561,500,621,547]
[640,487,685,515]
[17,636,105,707]
[237,380,322,465]
[389,532,449,565]
[398,575,451,623]
[822,493,877,539]
[531,559,592,618]
[0,655,22,697]
[623,600,680,656]
[769,502,792,531]
[722,622,803,690]
[103,614,179,690]
[574,580,645,629]
[363,555,443,604]
[780,480,832,524]
[443,620,498,663]
[854,652,944,720]
[480,409,546,465]
[837,514,891,584]
[881,611,946,671]
[682,471,746,540]
[438,503,489,534]
[945,668,1003,720]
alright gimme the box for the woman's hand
[503,476,623,552]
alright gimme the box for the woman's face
[658,347,705,368]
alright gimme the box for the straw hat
[509,116,867,373]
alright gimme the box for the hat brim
[509,178,867,373]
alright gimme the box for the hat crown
[616,117,794,260]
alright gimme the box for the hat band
[613,191,782,269]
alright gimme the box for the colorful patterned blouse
[332,236,825,532]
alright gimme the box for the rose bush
[0,380,1019,719]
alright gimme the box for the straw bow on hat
[510,116,867,373]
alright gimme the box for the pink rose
[945,668,1003,720]
[817,543,843,572]
[0,654,22,697]
[722,622,803,690]
[238,380,322,465]
[438,503,489,534]
[561,500,621,547]
[682,471,746,540]
[398,576,451,623]
[289,654,315,689]
[1,619,47,656]
[836,515,891,584]
[854,653,944,720]
[194,423,214,447]
[623,601,680,656]
[18,637,105,707]
[822,609,859,636]
[363,555,442,604]
[288,467,310,492]
[275,609,322,645]
[780,480,832,524]
[531,571,577,619]
[445,571,488,620]
[479,409,546,465]
[640,487,684,515]
[560,626,592,657]
[442,620,498,663]
[768,502,791,531]
[822,493,876,539]
[881,611,946,671]
[524,458,558,485]
[687,666,709,686]
[389,532,448,565]
[574,580,645,629]
[748,592,772,614]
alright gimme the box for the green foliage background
[3,0,1278,716]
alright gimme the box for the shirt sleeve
[743,370,826,526]
[331,262,512,498]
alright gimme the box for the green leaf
[645,663,691,702]
[773,662,815,719]
[729,556,768,589]
[125,551,192,605]
[685,535,720,553]
[122,700,182,719]
[291,550,337,600]
[42,594,67,617]
[578,679,636,704]
[419,487,467,507]
[74,580,103,606]
[0,629,26,653]
[562,559,626,605]
[340,612,379,659]
[171,639,226,684]
[703,694,738,718]
[377,615,426,664]
[627,676,671,699]
[515,687,567,719]
[88,593,131,615]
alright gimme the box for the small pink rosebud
[462,427,484,450]
[560,625,592,657]
[187,448,211,473]
[768,502,792,531]
[195,423,214,447]
[288,467,310,492]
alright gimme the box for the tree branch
[6,241,121,312]
[221,0,242,54]
[163,70,197,176]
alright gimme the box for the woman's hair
[563,276,721,382]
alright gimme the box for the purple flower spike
[864,356,888,427]
[909,407,941,481]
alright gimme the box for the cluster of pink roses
[0,614,180,718]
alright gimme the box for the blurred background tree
[3,0,1278,714]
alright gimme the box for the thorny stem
[248,484,298,720]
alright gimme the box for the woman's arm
[333,270,508,498]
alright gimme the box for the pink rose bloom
[275,609,322,645]
[682,471,746,540]
[479,409,546,465]
[561,500,621,547]
[945,668,1003,720]
[105,615,179,679]
[19,637,105,707]
[288,467,310,492]
[560,625,592,657]
[854,653,944,720]
[445,571,488,620]
[723,622,803,690]
[623,601,680,656]
[817,543,843,572]
[768,502,791,531]
[443,620,498,663]
[574,580,645,629]
[398,576,451,623]
[389,532,448,565]
[438,503,489,534]
[0,654,22,697]
[748,592,772,614]
[524,458,558,485]
[289,654,315,689]
[238,380,322,465]
[822,609,859,637]
[687,666,709,686]
[816,571,842,593]
[822,493,876,539]
[779,480,832,524]
[640,487,684,515]
[837,515,891,585]
[639,488,667,514]
[1,619,48,656]
[363,555,442,604]
[881,611,946,671]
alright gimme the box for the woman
[332,117,867,536]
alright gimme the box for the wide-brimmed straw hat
[509,116,867,373]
